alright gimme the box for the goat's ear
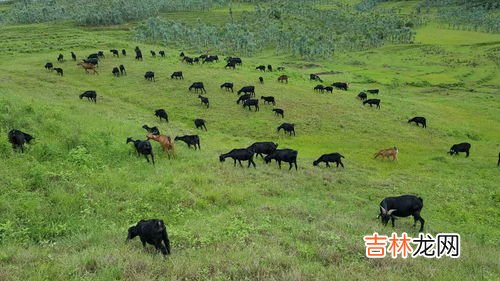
[387,209,397,215]
[380,206,387,214]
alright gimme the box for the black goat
[155,109,169,122]
[256,65,266,72]
[449,142,471,157]
[363,99,380,109]
[247,142,278,158]
[79,91,97,103]
[110,49,119,57]
[358,92,367,100]
[237,86,255,96]
[313,153,344,168]
[367,89,379,94]
[150,50,156,57]
[126,137,154,164]
[272,108,284,118]
[220,82,233,92]
[8,129,34,153]
[332,82,348,91]
[189,82,206,93]
[261,96,275,105]
[44,62,53,70]
[144,71,155,81]
[112,67,120,77]
[71,52,76,61]
[219,149,256,168]
[225,62,236,69]
[259,77,264,84]
[53,68,63,76]
[243,99,259,111]
[267,65,272,72]
[175,135,200,150]
[122,49,127,56]
[408,117,426,128]
[142,125,160,135]
[323,86,333,93]
[159,50,165,57]
[198,95,209,108]
[314,85,324,92]
[171,71,183,79]
[379,195,425,232]
[57,54,64,62]
[236,94,251,104]
[277,123,295,136]
[194,119,207,131]
[310,74,323,82]
[127,219,171,255]
[119,64,126,75]
[264,149,298,170]
[97,51,105,58]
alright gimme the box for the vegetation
[0,0,499,280]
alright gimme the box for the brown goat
[277,75,288,83]
[374,147,398,161]
[77,62,98,74]
[147,133,175,158]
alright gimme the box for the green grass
[0,13,499,281]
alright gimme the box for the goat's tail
[418,197,423,204]
[340,154,345,158]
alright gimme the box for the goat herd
[5,46,499,256]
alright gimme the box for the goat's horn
[387,209,397,215]
[380,206,387,214]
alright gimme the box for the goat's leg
[238,160,243,167]
[233,159,237,167]
[294,161,298,170]
[144,154,150,163]
[418,217,425,232]
[250,158,256,168]
[391,217,395,227]
[339,161,344,168]
[151,153,155,165]
[466,150,470,157]
[326,162,331,167]
[277,160,282,169]
[288,162,293,170]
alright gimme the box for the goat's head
[219,155,226,162]
[126,137,134,144]
[379,206,397,226]
[126,226,139,241]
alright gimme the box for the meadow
[0,2,499,280]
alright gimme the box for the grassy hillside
[0,14,499,281]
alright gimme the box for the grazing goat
[264,149,298,170]
[155,109,169,122]
[272,108,284,118]
[243,99,259,111]
[79,91,97,103]
[358,92,367,100]
[277,75,288,83]
[147,134,175,159]
[87,53,99,60]
[367,89,379,94]
[8,129,34,153]
[267,65,273,72]
[194,119,207,131]
[71,52,76,61]
[119,64,126,75]
[57,54,64,62]
[45,62,53,70]
[144,71,155,81]
[363,99,380,109]
[171,71,183,79]
[449,142,471,157]
[379,195,425,232]
[247,142,278,158]
[112,67,120,77]
[226,57,242,65]
[408,117,426,128]
[237,86,255,96]
[310,74,323,82]
[277,123,295,136]
[259,77,264,84]
[225,62,236,69]
[256,65,266,72]
[198,95,209,108]
[189,82,206,93]
[374,147,398,161]
[142,125,160,135]
[53,67,63,76]
[261,96,275,105]
[219,149,256,168]
[135,50,143,61]
[277,67,285,71]
[179,52,185,57]
[97,51,105,58]
[127,219,171,255]
[122,49,127,56]
[110,49,119,57]
[150,50,156,57]
[332,82,348,91]
[313,153,344,168]
[220,82,233,92]
[236,94,251,104]
[314,85,324,92]
[77,62,98,74]
[159,51,165,57]
[323,86,333,93]
[126,137,154,164]
[175,135,200,150]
